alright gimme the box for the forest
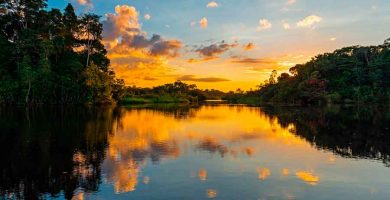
[0,0,124,104]
[1,1,390,105]
[251,39,390,104]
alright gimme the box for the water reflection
[0,106,116,199]
[0,105,390,199]
[261,105,390,166]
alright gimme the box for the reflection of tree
[120,104,201,120]
[261,106,390,166]
[102,106,183,193]
[0,106,118,199]
[196,137,228,156]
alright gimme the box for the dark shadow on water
[261,105,390,166]
[0,106,119,199]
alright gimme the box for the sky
[48,0,390,91]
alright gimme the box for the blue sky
[48,0,390,91]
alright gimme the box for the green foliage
[0,1,124,104]
[119,81,232,105]
[257,39,390,104]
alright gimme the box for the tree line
[256,39,390,104]
[0,0,124,104]
[224,39,390,105]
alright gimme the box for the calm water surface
[1,105,390,199]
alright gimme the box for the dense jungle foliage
[256,39,390,104]
[0,0,124,104]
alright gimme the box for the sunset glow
[48,0,390,91]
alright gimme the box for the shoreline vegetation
[1,1,389,106]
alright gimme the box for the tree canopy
[256,39,390,104]
[0,1,123,104]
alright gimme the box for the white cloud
[257,19,272,31]
[207,1,219,8]
[330,37,336,41]
[144,14,151,20]
[297,15,322,28]
[283,22,291,30]
[200,17,208,28]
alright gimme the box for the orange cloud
[200,17,208,28]
[178,75,230,83]
[102,5,183,86]
[287,0,296,5]
[207,1,219,8]
[243,42,255,51]
[77,0,93,7]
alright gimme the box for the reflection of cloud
[199,168,208,181]
[207,189,217,198]
[296,171,320,185]
[328,156,336,164]
[100,106,311,194]
[178,75,230,83]
[282,168,290,176]
[243,147,255,156]
[109,160,139,193]
[197,138,228,156]
[257,167,271,181]
[143,176,150,184]
[102,110,182,193]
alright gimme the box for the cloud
[297,15,322,28]
[144,14,151,20]
[231,58,275,64]
[199,17,208,28]
[77,0,93,7]
[283,22,291,30]
[150,39,182,57]
[102,5,183,86]
[178,75,230,83]
[330,37,336,41]
[103,5,182,58]
[195,41,238,58]
[257,19,272,31]
[243,42,255,51]
[207,1,219,8]
[103,5,141,41]
[287,0,296,5]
